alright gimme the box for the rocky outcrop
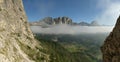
[101,16,120,62]
[30,19,100,26]
[0,0,49,62]
[40,17,53,25]
[53,17,72,24]
[30,17,73,26]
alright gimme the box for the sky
[23,0,120,25]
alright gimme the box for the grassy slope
[35,33,107,62]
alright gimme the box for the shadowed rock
[101,16,120,62]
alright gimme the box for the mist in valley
[26,0,120,61]
[32,25,113,62]
[30,25,114,34]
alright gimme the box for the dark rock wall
[101,16,120,62]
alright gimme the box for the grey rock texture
[53,17,72,24]
[0,0,49,62]
[101,16,120,62]
[30,19,100,26]
[41,17,53,25]
[30,17,73,26]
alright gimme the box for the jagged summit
[40,17,73,25]
[0,0,48,62]
[30,17,100,26]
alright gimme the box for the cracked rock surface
[0,0,49,62]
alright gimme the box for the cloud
[30,25,113,34]
[95,0,120,25]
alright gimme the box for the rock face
[30,17,73,26]
[53,17,72,24]
[30,19,101,26]
[101,16,120,62]
[40,17,53,25]
[0,0,48,62]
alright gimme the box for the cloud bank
[30,25,113,34]
[96,0,120,25]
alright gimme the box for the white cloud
[30,25,113,34]
[95,0,120,25]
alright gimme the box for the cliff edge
[101,16,120,62]
[0,0,48,62]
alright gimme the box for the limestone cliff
[101,16,120,62]
[0,0,49,62]
[30,17,72,26]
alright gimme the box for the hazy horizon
[23,0,120,25]
[30,25,114,34]
[28,16,114,26]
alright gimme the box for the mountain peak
[30,17,101,26]
[39,17,73,25]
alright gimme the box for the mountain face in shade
[0,0,49,62]
[40,17,53,25]
[30,17,100,26]
[101,16,120,62]
[40,17,72,25]
[53,17,72,24]
[30,17,73,26]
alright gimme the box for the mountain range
[29,17,100,26]
[1,0,120,62]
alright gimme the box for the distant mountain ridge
[30,17,100,26]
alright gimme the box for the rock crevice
[0,0,49,62]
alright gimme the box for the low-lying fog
[30,24,114,34]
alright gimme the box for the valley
[29,15,113,62]
[1,0,119,62]
[34,33,109,62]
